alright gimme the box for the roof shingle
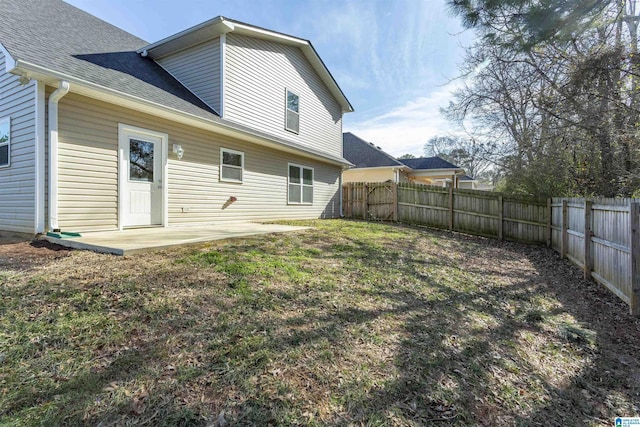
[0,0,217,119]
[398,157,462,170]
[342,132,405,168]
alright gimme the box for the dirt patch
[0,236,73,271]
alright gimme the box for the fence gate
[366,183,396,221]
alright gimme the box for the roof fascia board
[0,43,17,73]
[15,60,350,167]
[231,22,308,46]
[348,165,412,171]
[137,17,233,54]
[409,168,465,175]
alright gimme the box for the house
[0,0,353,235]
[342,132,410,183]
[342,132,466,187]
[459,175,478,190]
[397,157,466,187]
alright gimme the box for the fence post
[392,183,398,222]
[364,183,369,220]
[584,199,593,280]
[561,200,568,259]
[449,185,454,231]
[498,195,504,240]
[546,198,552,247]
[344,183,348,218]
[630,202,640,315]
[351,183,355,218]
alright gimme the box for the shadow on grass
[315,227,640,425]
[2,220,639,426]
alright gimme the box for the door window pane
[130,139,154,182]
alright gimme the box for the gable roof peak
[139,16,353,113]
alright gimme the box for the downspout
[48,81,70,232]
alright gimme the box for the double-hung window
[288,163,313,204]
[285,89,299,134]
[0,117,9,168]
[220,148,244,183]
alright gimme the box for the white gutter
[48,80,70,232]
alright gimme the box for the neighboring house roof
[460,175,476,181]
[140,16,353,113]
[398,157,463,170]
[343,132,406,168]
[0,0,351,166]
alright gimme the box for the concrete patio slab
[44,223,310,255]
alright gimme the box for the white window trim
[285,89,300,134]
[0,116,10,169]
[288,162,313,205]
[220,147,244,183]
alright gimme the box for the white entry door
[119,125,166,228]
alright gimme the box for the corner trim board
[220,33,226,117]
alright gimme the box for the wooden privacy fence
[550,197,640,315]
[342,182,640,314]
[342,182,548,244]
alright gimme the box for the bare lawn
[1,220,639,426]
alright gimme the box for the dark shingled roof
[0,0,351,165]
[398,157,462,170]
[0,0,217,118]
[460,175,476,181]
[343,132,405,168]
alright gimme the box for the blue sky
[66,0,474,157]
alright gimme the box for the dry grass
[1,219,639,426]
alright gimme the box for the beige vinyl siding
[343,168,396,184]
[0,51,36,234]
[56,92,340,232]
[157,37,221,113]
[224,33,343,158]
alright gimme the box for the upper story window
[0,117,10,168]
[220,148,244,183]
[285,89,299,134]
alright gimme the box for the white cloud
[345,80,464,157]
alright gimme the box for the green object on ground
[46,231,82,238]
